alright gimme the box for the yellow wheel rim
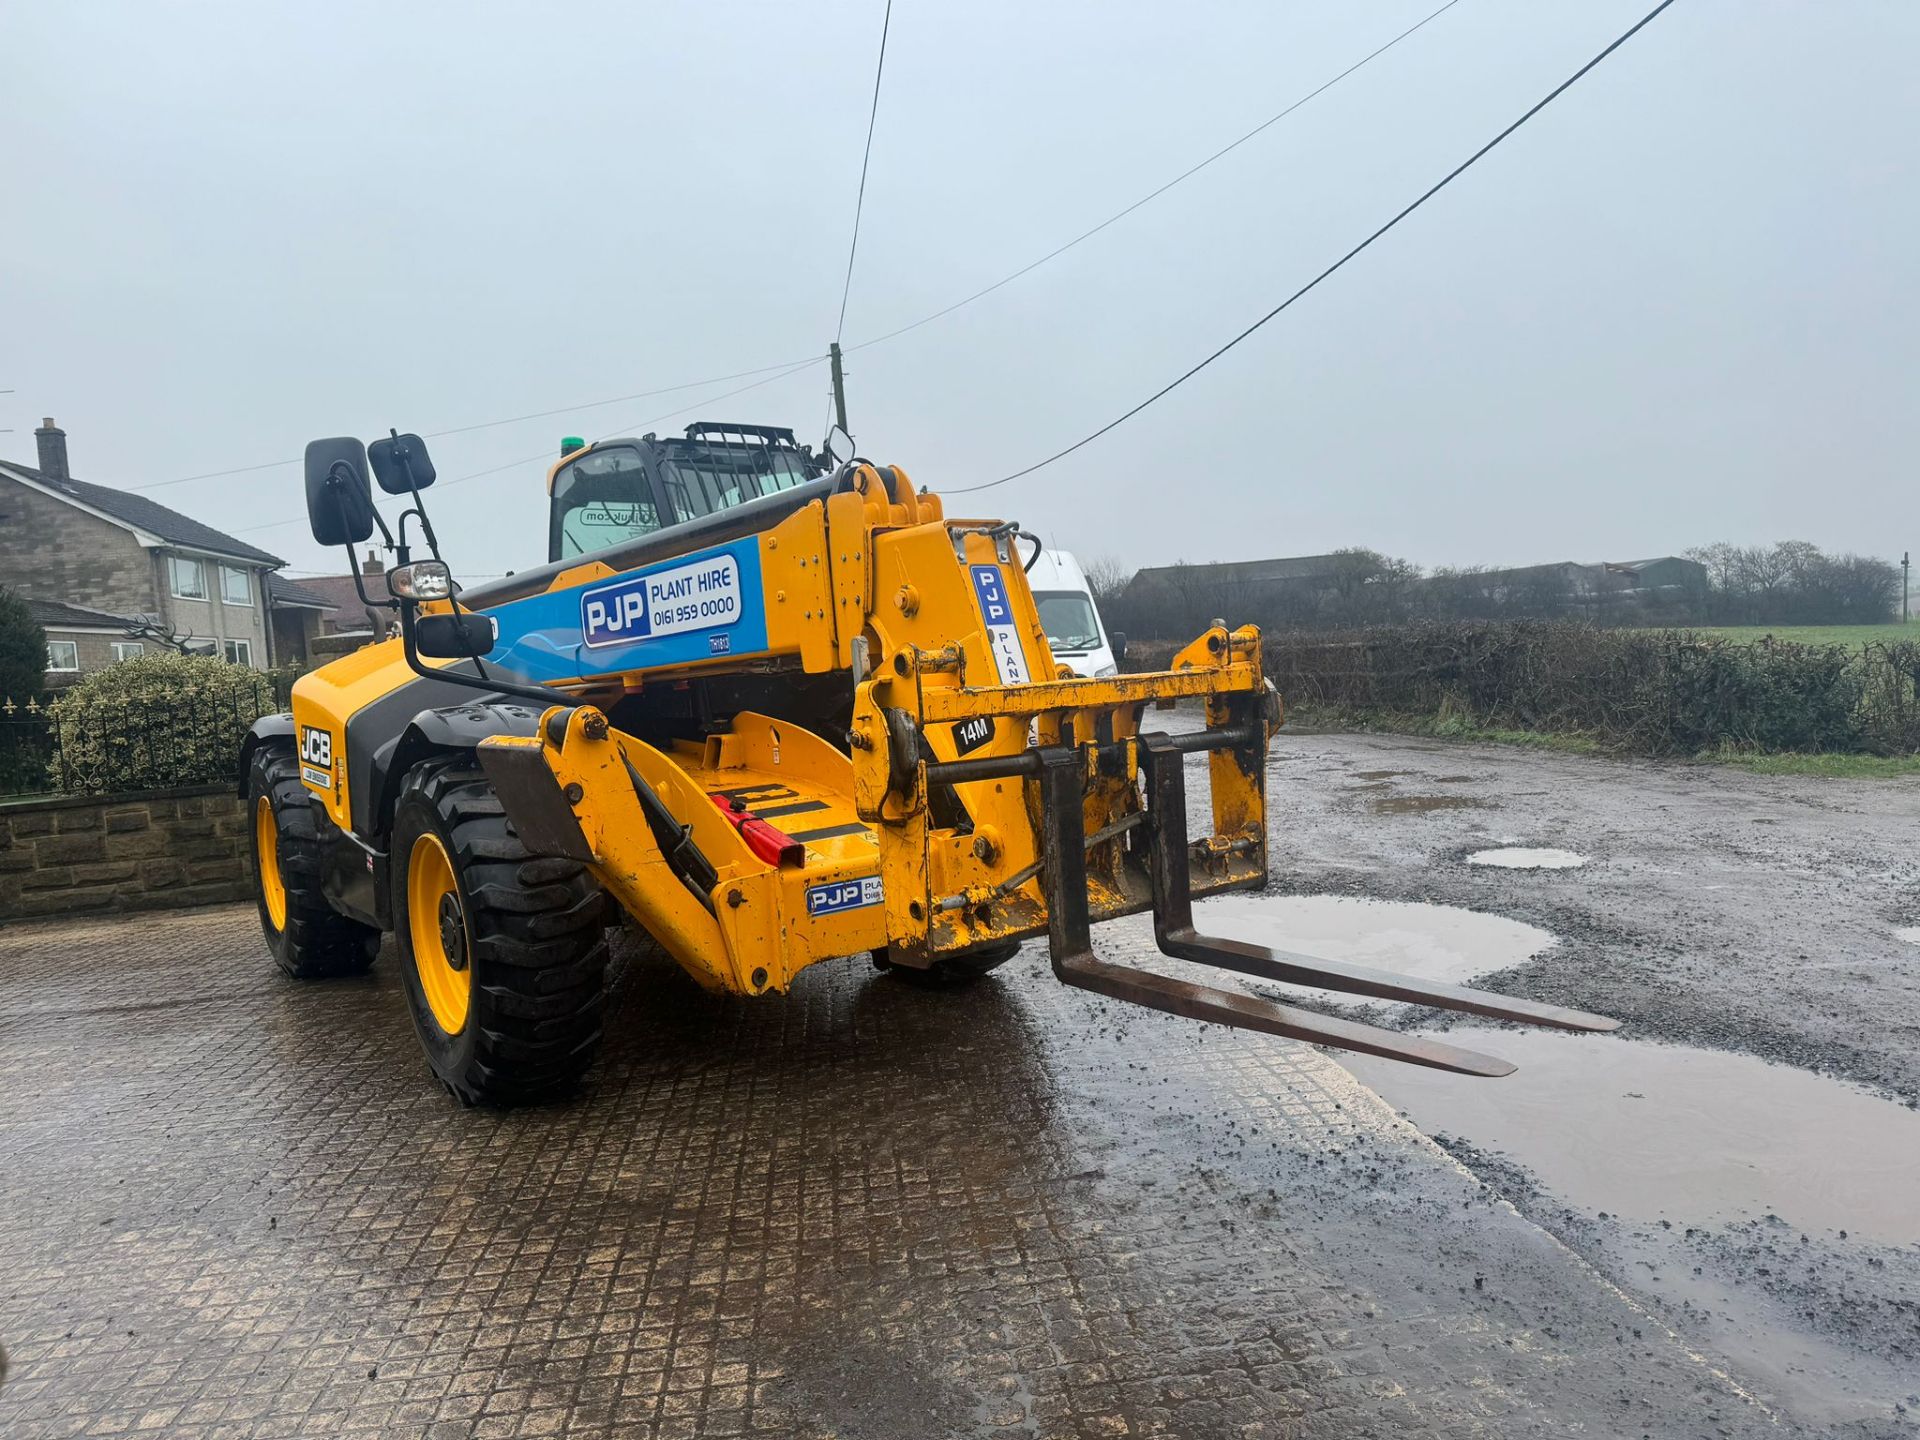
[407,831,471,1035]
[255,795,288,932]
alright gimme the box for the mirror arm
[398,498,441,561]
[396,599,560,707]
[347,563,395,615]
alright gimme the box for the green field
[1673,623,1920,648]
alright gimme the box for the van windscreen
[1034,591,1101,651]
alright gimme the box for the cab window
[660,446,816,524]
[551,447,662,560]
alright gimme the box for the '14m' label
[969,564,1030,685]
[581,554,742,649]
[806,876,883,916]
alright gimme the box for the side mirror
[369,432,437,495]
[303,437,375,547]
[1110,631,1128,664]
[822,422,853,467]
[414,612,496,660]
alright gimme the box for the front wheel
[391,760,608,1106]
[247,745,379,979]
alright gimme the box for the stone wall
[0,785,255,922]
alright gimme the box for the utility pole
[828,342,850,441]
[1904,551,1911,625]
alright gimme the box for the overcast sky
[3,1,1914,582]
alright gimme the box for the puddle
[1191,894,1553,991]
[1467,847,1587,870]
[1352,769,1406,781]
[1343,1031,1920,1245]
[1342,1031,1920,1426]
[1368,793,1487,815]
[1894,926,1920,946]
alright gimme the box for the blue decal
[970,565,1012,625]
[581,551,741,649]
[806,876,883,916]
[472,537,769,683]
[969,563,1031,685]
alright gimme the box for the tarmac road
[0,724,1914,1437]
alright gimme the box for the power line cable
[124,2,1453,500]
[951,0,1677,496]
[848,0,1465,355]
[833,0,895,345]
[127,355,817,493]
[230,355,826,538]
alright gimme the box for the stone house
[0,418,315,680]
[19,598,154,683]
[262,573,339,667]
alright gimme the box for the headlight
[1095,664,1118,678]
[388,560,453,600]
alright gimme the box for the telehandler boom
[241,424,1613,1103]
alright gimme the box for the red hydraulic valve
[710,795,804,867]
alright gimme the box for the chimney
[35,418,69,482]
[362,548,384,577]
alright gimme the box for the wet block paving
[1,905,1787,1439]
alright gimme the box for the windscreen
[551,447,661,560]
[1035,590,1102,652]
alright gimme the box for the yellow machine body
[264,443,1613,1088]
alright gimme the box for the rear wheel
[247,745,380,978]
[875,940,1022,988]
[392,759,608,1106]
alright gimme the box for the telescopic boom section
[474,462,1615,1074]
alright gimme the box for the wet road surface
[1249,728,1920,1436]
[2,725,1915,1436]
[1,905,1785,1438]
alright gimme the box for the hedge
[1263,622,1920,757]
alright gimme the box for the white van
[1025,547,1123,677]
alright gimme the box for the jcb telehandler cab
[241,424,1613,1104]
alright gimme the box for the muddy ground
[0,723,1915,1437]
[1242,724,1920,1433]
[1259,727,1920,1105]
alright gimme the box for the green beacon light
[560,436,586,457]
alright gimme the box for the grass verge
[1676,623,1920,649]
[1705,750,1920,778]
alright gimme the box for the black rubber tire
[874,940,1023,988]
[391,759,608,1106]
[247,745,380,979]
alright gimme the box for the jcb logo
[299,726,334,790]
[300,726,332,770]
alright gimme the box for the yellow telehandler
[240,423,1612,1103]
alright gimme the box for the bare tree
[1081,554,1134,608]
[122,614,205,656]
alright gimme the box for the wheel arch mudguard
[237,712,298,795]
[360,698,548,839]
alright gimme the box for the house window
[222,639,253,667]
[170,556,207,599]
[220,565,252,605]
[47,640,79,672]
[112,642,144,663]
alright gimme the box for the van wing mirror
[1110,630,1128,664]
[414,612,497,660]
[303,437,376,547]
[369,432,437,495]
